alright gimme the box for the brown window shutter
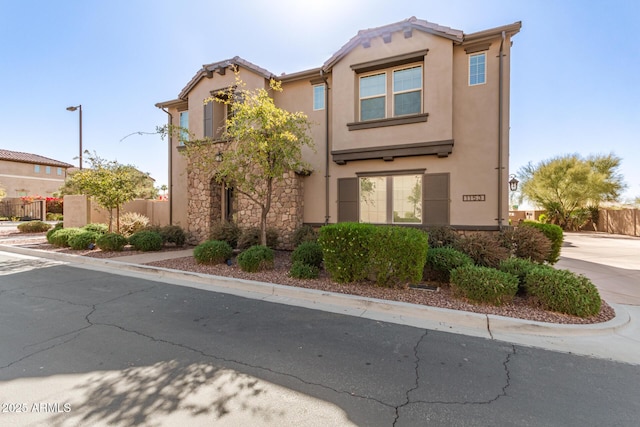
[204,102,213,137]
[338,178,359,222]
[423,173,450,225]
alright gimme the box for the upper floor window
[359,73,386,121]
[469,53,486,86]
[57,167,63,175]
[34,165,40,173]
[359,65,423,121]
[178,111,189,145]
[313,84,325,110]
[45,166,51,174]
[393,66,422,116]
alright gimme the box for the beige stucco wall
[0,160,68,197]
[63,195,169,229]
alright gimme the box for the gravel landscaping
[0,230,615,325]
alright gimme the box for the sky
[1,0,639,202]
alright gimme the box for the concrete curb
[0,244,630,339]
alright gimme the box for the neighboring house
[0,149,73,197]
[156,17,521,247]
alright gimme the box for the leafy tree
[62,152,148,232]
[518,153,626,229]
[174,76,313,246]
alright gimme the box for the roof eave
[463,21,522,44]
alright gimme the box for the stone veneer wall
[187,164,304,249]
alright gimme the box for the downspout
[497,31,506,229]
[320,69,330,225]
[160,107,173,225]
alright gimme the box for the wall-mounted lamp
[508,174,519,192]
[215,151,223,162]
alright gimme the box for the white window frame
[359,72,387,121]
[392,65,423,117]
[313,84,325,111]
[469,52,486,86]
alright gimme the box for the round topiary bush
[96,233,128,251]
[17,220,52,233]
[424,246,474,283]
[128,230,163,252]
[209,221,241,249]
[237,245,275,272]
[49,228,83,247]
[292,225,318,247]
[291,241,323,268]
[499,257,552,294]
[454,233,510,268]
[525,267,601,317]
[289,261,319,279]
[159,225,187,247]
[46,222,64,243]
[193,240,233,265]
[68,230,99,250]
[450,265,519,306]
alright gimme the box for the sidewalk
[1,230,639,365]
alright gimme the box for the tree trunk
[260,178,274,246]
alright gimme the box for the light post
[66,104,82,169]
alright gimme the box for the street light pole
[66,104,82,169]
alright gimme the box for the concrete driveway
[556,232,640,305]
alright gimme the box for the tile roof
[0,149,74,168]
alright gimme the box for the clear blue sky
[2,0,638,201]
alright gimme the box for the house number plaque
[462,194,486,202]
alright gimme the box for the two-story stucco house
[156,17,521,247]
[0,149,74,197]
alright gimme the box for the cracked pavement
[0,253,639,426]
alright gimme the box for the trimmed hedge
[498,257,550,294]
[454,233,510,268]
[193,240,232,265]
[17,220,51,233]
[96,233,128,251]
[289,261,320,279]
[291,241,323,268]
[159,225,187,247]
[49,228,83,247]
[525,268,601,317]
[499,226,552,264]
[128,230,163,252]
[82,223,109,235]
[521,221,563,264]
[450,265,519,306]
[237,245,275,272]
[424,246,474,283]
[368,226,428,287]
[68,230,99,250]
[46,222,64,243]
[318,222,375,283]
[424,225,460,249]
[292,224,318,247]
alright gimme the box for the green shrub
[424,246,474,283]
[46,213,63,221]
[128,230,163,252]
[521,221,563,264]
[193,240,232,265]
[119,212,150,237]
[525,268,601,317]
[499,226,551,264]
[83,223,109,235]
[49,228,83,247]
[318,222,375,283]
[289,261,319,279]
[498,257,551,294]
[17,220,52,233]
[68,230,99,250]
[237,227,279,249]
[209,221,241,249]
[159,225,186,247]
[424,225,460,249]
[368,226,428,287]
[46,222,64,243]
[291,241,323,268]
[292,224,318,247]
[237,245,275,272]
[450,265,519,306]
[454,233,510,268]
[96,233,128,251]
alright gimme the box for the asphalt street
[0,253,638,426]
